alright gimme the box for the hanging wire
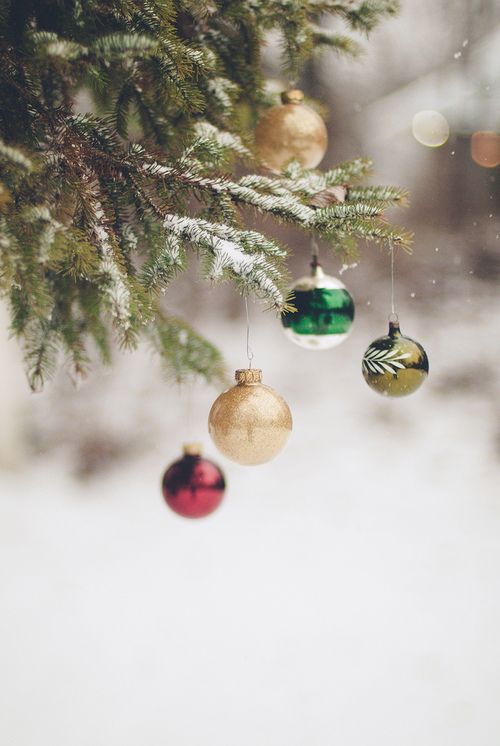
[178,380,194,448]
[310,233,320,270]
[244,295,254,368]
[186,384,193,435]
[389,244,398,322]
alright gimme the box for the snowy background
[1,2,499,745]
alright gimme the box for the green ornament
[362,319,429,397]
[281,263,355,350]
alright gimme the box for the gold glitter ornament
[362,319,429,397]
[255,90,328,172]
[208,369,293,465]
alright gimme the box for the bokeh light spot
[470,131,500,168]
[412,110,450,147]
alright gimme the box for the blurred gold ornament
[255,90,328,172]
[470,131,500,168]
[208,368,292,465]
[362,319,429,397]
[412,110,449,148]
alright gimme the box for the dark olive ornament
[362,319,429,397]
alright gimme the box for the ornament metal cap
[281,89,304,104]
[310,259,325,279]
[183,442,202,456]
[388,318,401,338]
[235,368,262,384]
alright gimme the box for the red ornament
[161,444,226,519]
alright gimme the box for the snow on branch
[348,185,409,205]
[193,122,252,159]
[140,156,315,223]
[0,139,33,171]
[162,214,286,306]
[141,234,185,292]
[88,200,132,332]
[279,159,373,193]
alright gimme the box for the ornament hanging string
[310,234,320,270]
[177,380,194,447]
[186,384,193,438]
[389,244,398,322]
[244,295,254,369]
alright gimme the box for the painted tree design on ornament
[362,347,411,376]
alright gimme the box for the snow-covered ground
[1,278,499,746]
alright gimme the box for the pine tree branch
[23,317,60,392]
[348,185,409,205]
[311,28,362,56]
[148,309,227,384]
[0,0,410,388]
[162,214,287,307]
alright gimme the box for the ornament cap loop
[183,442,202,457]
[281,89,304,105]
[235,368,262,385]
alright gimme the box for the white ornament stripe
[362,346,411,375]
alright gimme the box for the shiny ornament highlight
[255,89,328,172]
[281,262,355,349]
[162,444,225,518]
[208,369,292,465]
[362,319,429,397]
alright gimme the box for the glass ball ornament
[255,89,328,172]
[161,444,226,518]
[362,319,429,397]
[208,368,292,465]
[281,262,355,350]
